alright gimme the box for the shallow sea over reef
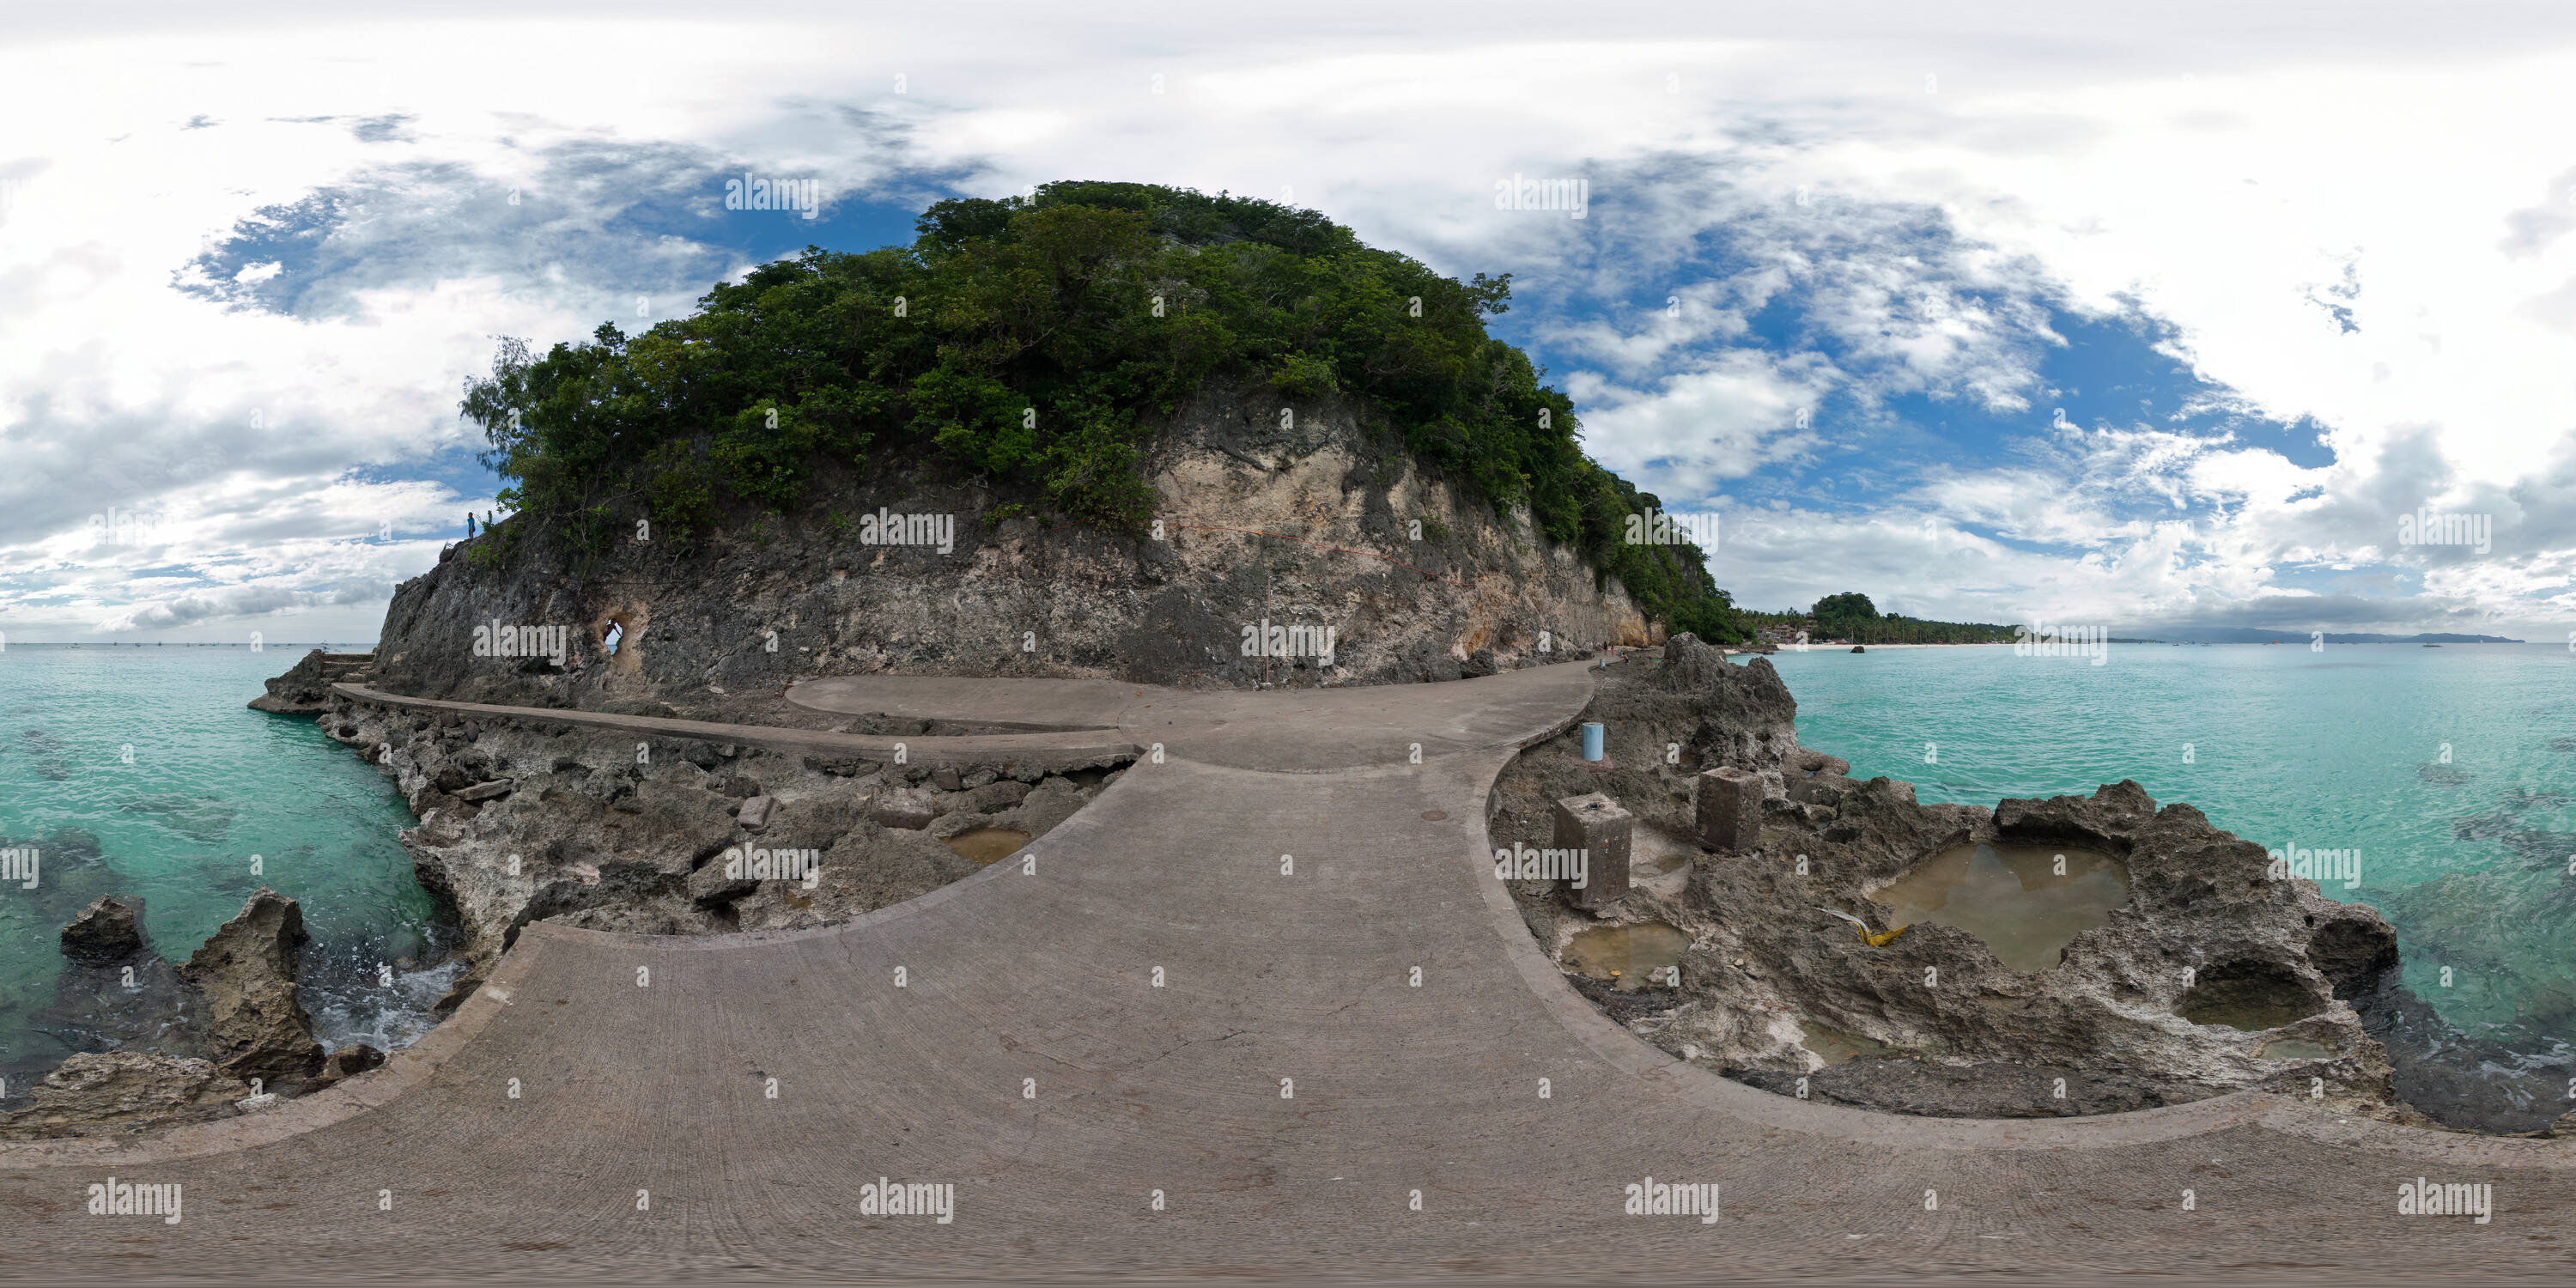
[0,644,451,1093]
[1765,641,2576,1061]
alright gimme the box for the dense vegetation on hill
[459,180,1740,639]
[1741,592,2020,644]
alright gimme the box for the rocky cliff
[372,381,1658,709]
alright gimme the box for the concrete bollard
[1696,767,1764,852]
[1554,792,1632,910]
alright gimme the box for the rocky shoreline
[1492,635,2572,1136]
[308,678,1133,995]
[3,890,377,1139]
[21,635,2551,1140]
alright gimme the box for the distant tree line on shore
[1737,592,2021,645]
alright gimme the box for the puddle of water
[2257,1037,2339,1060]
[1798,1021,1893,1066]
[2183,996,2315,1031]
[944,827,1031,866]
[1867,842,2131,973]
[1564,921,1689,991]
[2178,957,2325,1031]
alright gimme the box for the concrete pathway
[3,663,2567,1282]
[785,665,1601,769]
[329,682,1144,773]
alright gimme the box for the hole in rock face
[603,623,623,656]
[1867,842,2131,973]
[1564,921,1689,992]
[2306,917,2399,999]
[943,828,1030,866]
[2178,958,2325,1030]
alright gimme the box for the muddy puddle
[944,827,1031,866]
[2256,1036,2339,1060]
[1868,841,2131,973]
[1564,921,1689,991]
[1797,1020,1895,1066]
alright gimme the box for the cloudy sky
[6,1,2576,643]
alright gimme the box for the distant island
[1730,597,2529,647]
[2134,628,2528,645]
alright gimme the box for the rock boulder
[305,1043,387,1091]
[0,1052,252,1138]
[247,648,335,714]
[60,894,147,965]
[180,890,325,1084]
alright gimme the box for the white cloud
[3,7,2573,639]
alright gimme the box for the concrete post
[1697,767,1763,852]
[1553,793,1632,910]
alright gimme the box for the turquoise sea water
[1764,642,2576,1044]
[0,645,448,1087]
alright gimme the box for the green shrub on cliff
[461,180,1739,636]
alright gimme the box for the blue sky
[3,4,2574,642]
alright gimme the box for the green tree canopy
[461,180,1739,635]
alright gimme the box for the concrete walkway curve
[784,664,1603,770]
[3,663,2568,1283]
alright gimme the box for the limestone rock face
[247,647,336,714]
[1005,779,1091,836]
[363,380,1668,702]
[180,890,325,1085]
[951,780,1031,815]
[306,1043,387,1091]
[1501,635,1802,846]
[733,819,978,933]
[870,787,938,830]
[60,895,146,965]
[0,1052,252,1138]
